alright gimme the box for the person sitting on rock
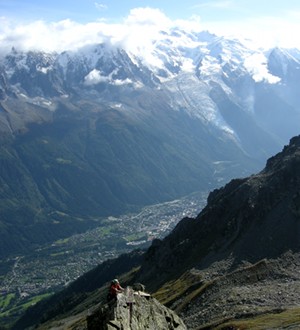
[107,279,124,302]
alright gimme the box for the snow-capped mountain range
[1,29,299,144]
[1,28,300,256]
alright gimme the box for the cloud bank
[0,6,299,58]
[0,8,201,55]
[244,53,281,84]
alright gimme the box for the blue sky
[1,0,300,53]
[2,0,300,23]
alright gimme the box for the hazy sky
[1,0,300,53]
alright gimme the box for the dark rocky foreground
[36,289,187,330]
[30,252,300,330]
[175,252,300,329]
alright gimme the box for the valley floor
[0,191,208,328]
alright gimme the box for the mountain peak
[265,134,300,172]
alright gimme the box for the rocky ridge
[87,290,186,330]
[35,288,187,330]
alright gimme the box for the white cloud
[193,0,234,9]
[244,53,281,84]
[173,15,202,32]
[95,2,107,11]
[0,6,300,61]
[84,68,136,86]
[125,7,170,27]
[113,78,133,86]
[202,14,300,50]
[181,58,195,73]
[84,69,105,85]
[121,9,170,54]
[0,18,111,54]
[0,8,176,58]
[285,9,300,19]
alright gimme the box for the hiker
[107,279,124,302]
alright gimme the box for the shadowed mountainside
[137,135,300,289]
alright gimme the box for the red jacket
[109,283,122,298]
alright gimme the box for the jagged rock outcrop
[87,290,186,330]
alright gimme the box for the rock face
[87,290,186,330]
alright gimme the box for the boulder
[87,288,186,330]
